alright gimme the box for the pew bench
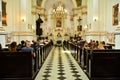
[0,51,36,80]
[86,50,120,80]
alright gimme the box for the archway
[41,0,75,43]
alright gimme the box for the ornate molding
[115,26,120,31]
[31,11,47,17]
[81,11,87,15]
[11,31,34,36]
[86,31,107,36]
[32,5,45,10]
[114,27,120,35]
[72,5,87,11]
[0,27,5,31]
[72,5,87,16]
[31,5,46,17]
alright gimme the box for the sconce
[84,25,88,29]
[93,17,98,22]
[21,17,25,22]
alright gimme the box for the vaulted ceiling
[43,0,75,14]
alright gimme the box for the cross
[77,17,82,26]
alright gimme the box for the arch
[41,0,77,8]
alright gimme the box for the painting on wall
[2,0,7,26]
[76,0,82,7]
[77,25,82,31]
[112,3,119,26]
[107,33,115,43]
[36,0,43,6]
[56,20,61,27]
[0,11,1,21]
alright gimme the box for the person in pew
[84,41,89,49]
[50,39,53,45]
[98,41,105,49]
[0,43,2,51]
[21,41,36,57]
[31,40,37,50]
[96,40,99,46]
[92,43,99,50]
[8,41,17,52]
[17,40,25,50]
[34,40,41,51]
[21,41,36,71]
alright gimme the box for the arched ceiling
[42,0,75,14]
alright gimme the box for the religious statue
[36,14,43,36]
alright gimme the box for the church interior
[0,0,120,80]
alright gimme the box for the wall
[3,0,36,44]
[86,0,119,44]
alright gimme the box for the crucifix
[77,16,82,31]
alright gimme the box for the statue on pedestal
[36,14,43,36]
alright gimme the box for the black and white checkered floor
[35,46,89,80]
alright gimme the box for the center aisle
[35,46,89,80]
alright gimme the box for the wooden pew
[86,49,120,80]
[0,51,36,80]
[0,42,53,80]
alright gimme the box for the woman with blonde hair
[98,41,105,49]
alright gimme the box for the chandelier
[51,0,67,19]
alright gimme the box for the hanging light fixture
[51,0,67,19]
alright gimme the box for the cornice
[11,31,34,36]
[0,27,5,31]
[72,5,87,11]
[86,31,107,36]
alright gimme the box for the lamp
[93,16,98,22]
[21,17,25,22]
[51,0,67,19]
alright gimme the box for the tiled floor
[35,46,89,80]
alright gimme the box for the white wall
[4,0,36,44]
[0,32,6,48]
[85,0,119,43]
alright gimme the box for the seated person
[21,41,36,71]
[8,41,17,52]
[0,43,2,51]
[21,41,35,57]
[98,41,105,49]
[21,41,36,57]
[84,41,89,49]
[17,40,25,50]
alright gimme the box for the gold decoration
[51,0,67,19]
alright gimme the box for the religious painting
[56,20,61,27]
[0,12,1,21]
[37,0,42,6]
[76,0,82,7]
[2,0,7,26]
[77,25,82,31]
[107,33,115,43]
[112,3,119,26]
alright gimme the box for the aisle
[35,46,89,80]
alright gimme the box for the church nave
[35,46,89,80]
